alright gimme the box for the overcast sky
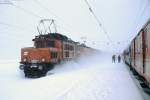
[0,0,150,60]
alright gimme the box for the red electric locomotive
[19,19,95,78]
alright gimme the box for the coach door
[142,30,146,74]
[131,40,135,67]
[144,23,150,75]
[135,32,144,75]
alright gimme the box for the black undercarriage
[20,63,54,78]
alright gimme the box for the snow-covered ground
[0,53,144,100]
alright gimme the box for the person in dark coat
[118,55,121,63]
[112,55,116,63]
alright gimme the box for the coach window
[69,45,71,50]
[64,44,67,50]
[65,51,69,57]
[70,46,74,51]
[67,45,69,50]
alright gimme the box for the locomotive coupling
[30,64,43,70]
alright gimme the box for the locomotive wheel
[40,64,54,77]
[24,66,43,78]
[40,65,48,77]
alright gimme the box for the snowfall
[0,52,144,100]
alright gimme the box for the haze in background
[0,0,150,60]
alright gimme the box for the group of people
[112,54,121,63]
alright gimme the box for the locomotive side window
[51,52,58,59]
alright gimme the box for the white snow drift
[0,52,144,100]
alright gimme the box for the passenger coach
[123,19,150,87]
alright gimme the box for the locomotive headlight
[23,58,27,62]
[42,58,45,62]
[23,51,28,56]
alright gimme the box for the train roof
[34,33,76,43]
[143,18,150,29]
[131,19,150,42]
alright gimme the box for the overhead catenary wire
[0,1,39,42]
[0,1,73,38]
[128,0,150,42]
[0,2,12,4]
[33,0,94,41]
[84,0,132,52]
[33,0,57,18]
[122,0,150,52]
[32,0,74,33]
[2,0,46,19]
[136,0,150,25]
[12,3,43,19]
[0,21,35,33]
[0,23,35,42]
[0,0,12,5]
[0,1,45,34]
[84,0,112,43]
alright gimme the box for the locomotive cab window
[35,41,43,48]
[34,39,55,48]
[51,52,58,59]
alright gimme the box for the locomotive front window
[35,41,43,48]
[35,40,55,48]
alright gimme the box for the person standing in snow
[112,55,116,63]
[118,55,121,63]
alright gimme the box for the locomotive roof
[34,33,76,43]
